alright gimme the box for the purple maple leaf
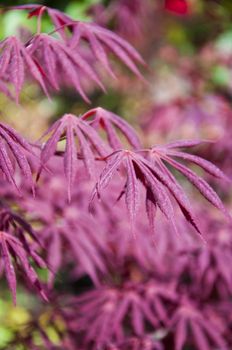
[0,230,47,304]
[91,149,200,233]
[39,113,110,201]
[20,170,107,285]
[67,21,145,80]
[171,300,227,350]
[0,122,36,193]
[26,33,105,103]
[64,281,176,348]
[0,207,47,304]
[0,36,48,102]
[82,107,141,150]
[179,240,232,299]
[41,210,107,286]
[149,140,231,219]
[10,4,145,81]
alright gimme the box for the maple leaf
[65,281,176,348]
[20,170,107,285]
[181,242,232,299]
[67,21,145,80]
[0,207,47,304]
[26,33,105,103]
[39,113,110,201]
[11,5,145,81]
[0,122,36,193]
[149,140,231,219]
[0,207,41,244]
[43,215,106,286]
[0,36,48,102]
[0,230,47,304]
[91,150,200,233]
[82,107,141,150]
[171,300,227,350]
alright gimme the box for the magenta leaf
[66,282,176,348]
[39,113,109,200]
[171,302,227,350]
[82,107,141,150]
[68,21,145,80]
[163,156,230,218]
[0,122,36,193]
[0,230,47,303]
[10,5,145,81]
[125,156,140,230]
[167,150,230,181]
[27,34,105,103]
[0,36,48,102]
[40,211,107,286]
[150,141,231,219]
[92,150,200,233]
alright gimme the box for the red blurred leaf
[165,0,188,15]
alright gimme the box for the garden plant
[0,1,232,349]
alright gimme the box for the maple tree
[0,1,231,350]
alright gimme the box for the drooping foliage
[0,2,232,350]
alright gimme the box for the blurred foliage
[1,0,232,348]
